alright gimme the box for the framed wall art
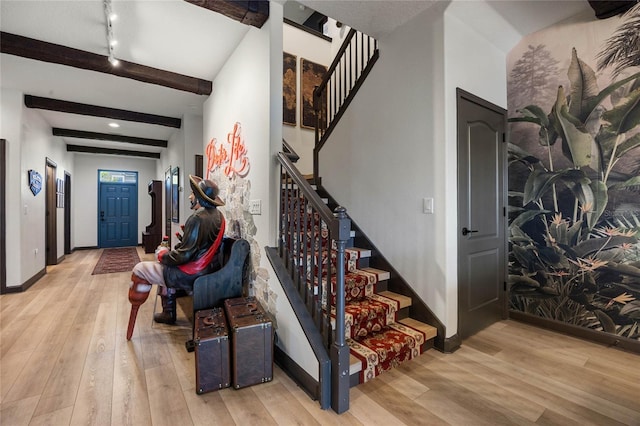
[165,166,172,236]
[56,178,64,208]
[171,166,179,223]
[283,52,297,126]
[300,58,327,130]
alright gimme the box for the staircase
[271,159,438,411]
[337,245,437,385]
[271,27,437,414]
[291,195,438,385]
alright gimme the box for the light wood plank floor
[1,248,639,425]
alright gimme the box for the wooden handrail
[317,28,357,91]
[282,138,299,163]
[312,29,379,180]
[276,151,351,413]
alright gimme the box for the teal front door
[99,182,138,248]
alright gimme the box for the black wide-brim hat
[189,175,225,207]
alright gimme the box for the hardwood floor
[1,248,639,425]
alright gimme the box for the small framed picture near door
[171,166,179,223]
[301,58,327,129]
[283,52,297,126]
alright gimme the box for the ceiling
[1,0,597,159]
[1,0,252,157]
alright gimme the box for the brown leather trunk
[224,296,274,389]
[194,308,231,394]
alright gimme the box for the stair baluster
[313,28,379,180]
[277,152,351,413]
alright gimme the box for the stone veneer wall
[211,171,278,322]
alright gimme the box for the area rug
[91,247,141,275]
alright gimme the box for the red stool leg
[126,275,151,340]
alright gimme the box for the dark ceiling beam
[25,95,182,128]
[587,0,638,18]
[1,32,212,95]
[66,144,160,159]
[185,0,269,28]
[53,128,168,148]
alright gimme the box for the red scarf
[177,217,226,275]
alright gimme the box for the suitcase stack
[224,296,274,389]
[194,308,231,394]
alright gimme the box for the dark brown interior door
[46,159,57,265]
[64,172,71,254]
[0,139,6,292]
[457,89,508,339]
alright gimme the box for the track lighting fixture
[104,0,119,66]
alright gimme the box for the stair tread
[359,267,390,281]
[281,183,317,190]
[398,317,438,340]
[377,291,411,309]
[346,247,371,258]
[348,319,437,375]
[350,354,362,374]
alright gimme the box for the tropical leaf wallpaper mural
[507,4,640,342]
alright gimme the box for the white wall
[1,89,74,288]
[204,3,319,381]
[158,114,203,247]
[282,22,331,175]
[318,2,508,338]
[72,154,156,248]
[1,88,24,287]
[441,4,508,332]
[320,3,452,333]
[22,108,72,274]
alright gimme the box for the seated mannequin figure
[126,175,225,340]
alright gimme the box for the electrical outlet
[249,199,262,215]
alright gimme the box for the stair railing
[313,28,379,179]
[277,151,352,413]
[282,138,299,163]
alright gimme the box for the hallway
[1,248,638,425]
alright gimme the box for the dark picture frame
[56,178,64,208]
[164,166,172,237]
[283,52,297,126]
[171,166,179,223]
[300,58,327,129]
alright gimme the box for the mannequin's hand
[155,246,169,261]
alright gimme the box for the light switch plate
[423,197,434,214]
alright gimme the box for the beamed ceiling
[1,0,616,159]
[0,0,266,158]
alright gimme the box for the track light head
[108,54,120,67]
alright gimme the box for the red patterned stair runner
[348,322,426,383]
[292,196,428,384]
[331,293,399,338]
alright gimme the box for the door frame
[97,170,139,248]
[45,158,57,265]
[64,172,71,254]
[0,139,6,293]
[456,88,509,338]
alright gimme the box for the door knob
[462,227,478,236]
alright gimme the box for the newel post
[331,206,350,413]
